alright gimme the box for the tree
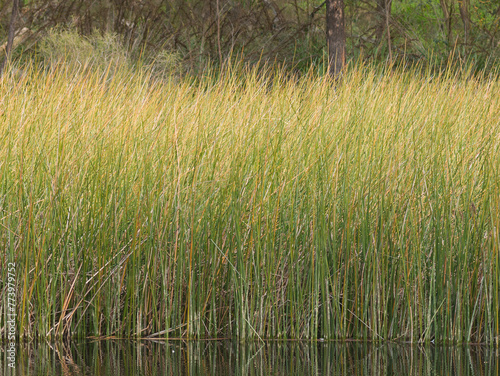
[0,0,21,76]
[326,0,345,79]
[458,0,470,50]
[376,0,393,63]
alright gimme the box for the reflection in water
[1,340,499,375]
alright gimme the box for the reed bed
[0,62,499,343]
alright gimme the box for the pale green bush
[38,28,129,71]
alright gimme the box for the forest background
[1,0,499,75]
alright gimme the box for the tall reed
[0,62,499,343]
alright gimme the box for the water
[1,340,498,375]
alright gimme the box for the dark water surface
[1,340,499,375]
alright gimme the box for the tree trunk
[385,0,393,63]
[439,0,453,48]
[0,0,21,76]
[326,0,345,79]
[459,0,470,51]
[375,0,392,62]
[375,0,386,43]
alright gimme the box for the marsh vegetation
[0,59,499,343]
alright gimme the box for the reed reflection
[1,341,498,376]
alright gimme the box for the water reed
[0,62,499,343]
